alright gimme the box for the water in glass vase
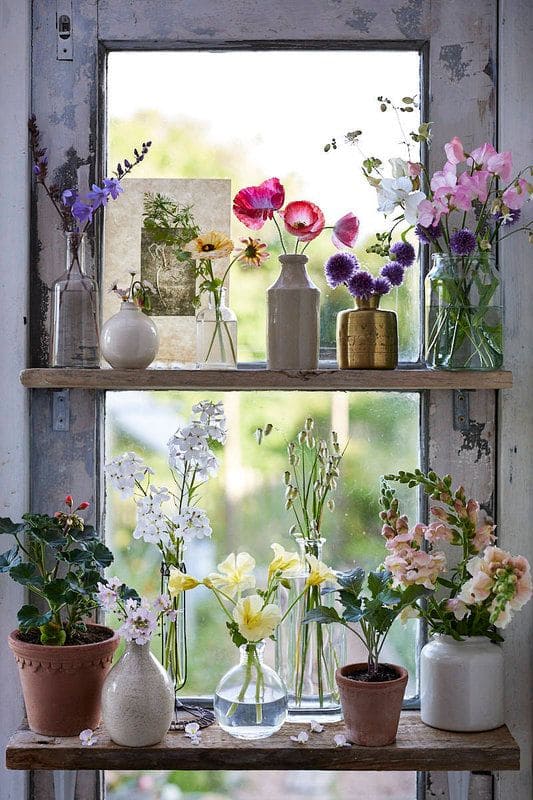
[196,287,237,369]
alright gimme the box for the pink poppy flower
[502,178,530,210]
[332,212,359,248]
[444,136,466,165]
[233,177,285,230]
[280,201,325,242]
[486,150,513,181]
[469,142,497,168]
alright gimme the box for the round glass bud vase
[50,232,100,367]
[276,537,346,721]
[196,287,237,369]
[420,635,504,731]
[101,301,159,369]
[214,642,287,740]
[425,253,503,370]
[267,254,320,370]
[336,295,398,369]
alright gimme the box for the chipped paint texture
[457,419,492,464]
[392,0,423,38]
[345,7,377,33]
[439,44,472,83]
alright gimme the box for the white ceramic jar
[267,254,320,371]
[420,635,504,731]
[101,640,174,747]
[101,301,159,369]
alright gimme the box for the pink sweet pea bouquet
[381,470,532,641]
[233,177,359,254]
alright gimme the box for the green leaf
[0,546,20,573]
[9,562,41,587]
[337,567,365,596]
[303,606,342,625]
[226,621,247,648]
[117,583,141,602]
[85,541,114,568]
[377,589,402,606]
[342,604,364,623]
[0,518,25,536]
[60,548,94,564]
[367,570,392,598]
[17,605,53,631]
[42,578,70,605]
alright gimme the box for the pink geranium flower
[280,201,325,242]
[332,212,359,248]
[233,177,285,230]
[444,136,466,165]
[502,178,530,210]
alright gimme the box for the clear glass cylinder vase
[276,537,346,721]
[160,561,187,693]
[50,232,100,367]
[196,287,237,369]
[425,253,503,370]
[214,641,287,740]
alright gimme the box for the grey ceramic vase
[101,640,174,747]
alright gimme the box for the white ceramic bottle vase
[101,301,159,369]
[101,640,175,747]
[420,635,504,731]
[267,254,320,370]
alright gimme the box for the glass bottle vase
[50,232,100,367]
[425,252,503,370]
[196,287,237,369]
[276,537,346,721]
[160,561,187,693]
[214,641,287,740]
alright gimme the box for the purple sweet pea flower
[103,177,123,200]
[71,200,93,224]
[61,189,78,208]
[87,184,111,210]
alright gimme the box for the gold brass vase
[336,296,398,369]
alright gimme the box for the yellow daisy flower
[184,231,233,260]
[236,237,269,268]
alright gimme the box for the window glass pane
[106,50,421,362]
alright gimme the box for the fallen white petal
[79,729,97,746]
[309,720,325,733]
[184,722,200,736]
[290,731,309,744]
[334,733,351,748]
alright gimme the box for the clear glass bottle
[50,232,100,367]
[196,287,237,369]
[276,537,346,721]
[160,561,187,693]
[425,253,503,370]
[214,641,287,739]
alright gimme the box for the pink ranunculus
[430,161,457,193]
[280,200,325,242]
[502,178,530,210]
[233,177,285,230]
[408,161,422,178]
[458,170,491,202]
[444,136,466,165]
[486,150,513,182]
[469,142,497,168]
[332,212,359,248]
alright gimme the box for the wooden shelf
[6,714,520,772]
[19,367,513,392]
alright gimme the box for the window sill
[6,712,520,772]
[19,367,513,391]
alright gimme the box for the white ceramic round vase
[267,254,320,371]
[101,640,175,747]
[420,634,504,731]
[101,301,159,369]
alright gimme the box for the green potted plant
[305,567,430,746]
[1,496,120,736]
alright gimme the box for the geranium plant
[0,496,114,645]
[382,470,532,639]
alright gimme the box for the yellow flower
[235,237,269,268]
[233,594,282,642]
[305,554,337,587]
[168,567,200,596]
[268,543,301,579]
[206,552,256,598]
[184,231,233,260]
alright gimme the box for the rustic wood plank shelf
[6,714,520,772]
[19,367,513,392]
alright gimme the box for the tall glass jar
[50,232,100,367]
[214,641,287,740]
[196,287,237,369]
[276,537,345,721]
[160,561,187,693]
[425,253,503,370]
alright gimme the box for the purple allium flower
[347,270,374,299]
[71,200,93,224]
[389,241,416,268]
[450,228,477,256]
[373,276,392,296]
[324,252,359,287]
[87,184,111,210]
[415,222,442,244]
[61,189,78,208]
[380,262,405,287]
[103,177,124,200]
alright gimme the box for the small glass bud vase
[50,232,100,367]
[196,287,237,369]
[214,641,287,739]
[336,295,398,369]
[276,536,346,721]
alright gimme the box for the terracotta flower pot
[336,662,408,746]
[8,624,119,736]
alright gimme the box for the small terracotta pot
[336,662,408,746]
[8,624,119,736]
